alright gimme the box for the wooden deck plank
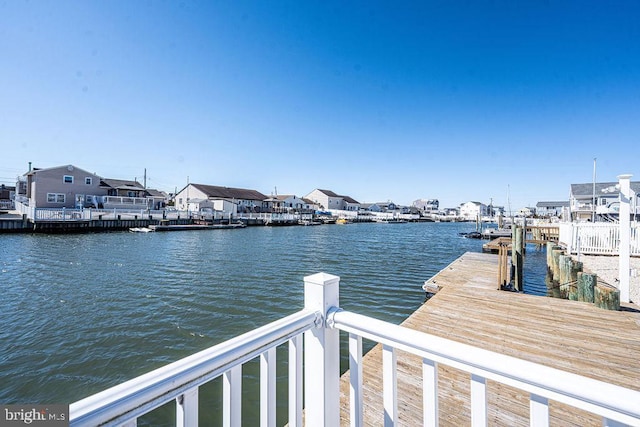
[338,251,640,426]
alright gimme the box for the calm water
[0,222,547,425]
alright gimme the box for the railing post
[470,374,487,427]
[176,388,198,427]
[223,366,242,427]
[618,174,632,303]
[304,272,340,427]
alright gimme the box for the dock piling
[577,272,597,303]
[512,225,524,291]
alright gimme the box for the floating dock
[338,252,640,426]
[149,223,246,231]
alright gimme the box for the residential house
[174,184,268,215]
[342,196,361,211]
[145,188,168,210]
[536,201,569,219]
[16,164,166,212]
[413,199,439,212]
[360,203,382,212]
[459,201,488,221]
[374,201,397,212]
[518,207,536,217]
[444,207,460,217]
[0,184,15,210]
[305,189,360,211]
[570,181,640,221]
[98,178,151,210]
[268,195,315,213]
[21,164,103,209]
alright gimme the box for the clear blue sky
[2,1,639,211]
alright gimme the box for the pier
[339,252,640,426]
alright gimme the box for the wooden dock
[338,252,640,426]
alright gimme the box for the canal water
[0,222,548,425]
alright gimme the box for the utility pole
[592,158,596,222]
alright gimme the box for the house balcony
[69,273,640,427]
[99,195,151,210]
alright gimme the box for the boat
[336,218,351,224]
[373,218,408,224]
[149,222,246,231]
[481,228,512,239]
[459,231,482,239]
[129,227,153,233]
[298,220,322,226]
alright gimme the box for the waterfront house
[268,195,315,213]
[20,164,103,209]
[459,201,488,221]
[145,188,168,210]
[518,206,536,217]
[570,181,640,221]
[359,203,382,212]
[536,201,569,219]
[0,184,15,210]
[174,183,268,215]
[305,189,360,211]
[373,201,397,212]
[15,164,167,215]
[97,178,151,210]
[413,198,439,212]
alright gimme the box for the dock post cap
[617,174,633,179]
[304,272,340,285]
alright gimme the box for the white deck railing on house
[69,273,640,427]
[558,222,640,256]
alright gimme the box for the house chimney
[28,162,32,172]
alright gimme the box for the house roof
[313,189,359,204]
[145,188,166,198]
[191,183,268,201]
[342,196,360,204]
[101,178,145,190]
[571,182,640,197]
[536,201,569,208]
[25,164,99,177]
[316,189,341,197]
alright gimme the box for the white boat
[129,227,153,233]
[373,218,408,224]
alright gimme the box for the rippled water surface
[0,222,547,424]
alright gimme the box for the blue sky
[1,1,639,211]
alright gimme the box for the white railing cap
[304,272,340,286]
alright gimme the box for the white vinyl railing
[70,309,320,427]
[70,273,640,427]
[559,222,640,256]
[331,309,640,427]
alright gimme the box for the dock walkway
[339,252,640,426]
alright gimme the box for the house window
[85,177,92,185]
[47,193,65,203]
[63,175,74,184]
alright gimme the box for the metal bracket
[326,306,342,329]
